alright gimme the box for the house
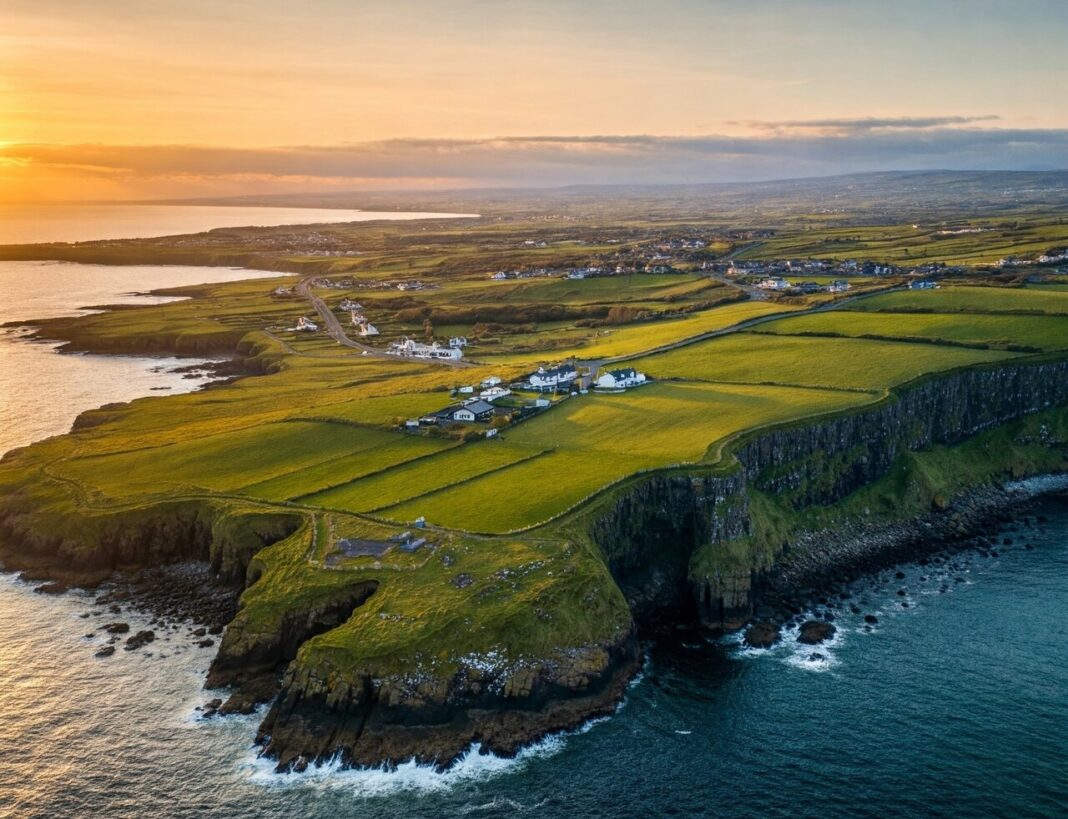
[480,386,512,401]
[529,364,578,391]
[449,336,468,348]
[449,400,496,423]
[909,280,938,290]
[491,271,508,280]
[485,428,499,438]
[339,299,363,311]
[758,276,791,290]
[596,368,647,390]
[388,337,463,360]
[458,385,475,394]
[827,280,851,293]
[534,397,551,408]
[351,312,379,336]
[796,281,822,294]
[295,316,318,332]
[481,376,503,387]
[404,419,420,429]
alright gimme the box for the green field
[850,285,1068,315]
[754,310,1068,351]
[378,381,871,532]
[481,300,801,364]
[630,333,1019,391]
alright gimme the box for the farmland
[2,183,1068,767]
[753,311,1068,352]
[630,333,1020,391]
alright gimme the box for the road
[295,276,469,368]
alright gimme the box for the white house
[458,385,475,394]
[758,276,791,290]
[388,337,463,360]
[909,280,938,290]
[295,316,318,332]
[827,280,851,293]
[449,336,468,348]
[534,397,551,408]
[339,299,363,311]
[480,386,511,401]
[481,375,503,388]
[596,368,647,390]
[529,364,578,391]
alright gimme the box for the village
[404,361,649,438]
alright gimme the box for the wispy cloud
[3,122,1067,201]
[731,115,1003,136]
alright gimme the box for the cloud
[3,121,1068,200]
[731,115,1003,136]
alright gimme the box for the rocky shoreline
[741,477,1068,650]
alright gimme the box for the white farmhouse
[596,368,647,390]
[528,364,578,391]
[758,276,791,290]
[480,386,512,401]
[295,316,318,332]
[481,375,503,388]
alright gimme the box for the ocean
[0,244,1065,817]
[0,204,475,245]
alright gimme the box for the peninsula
[2,176,1067,771]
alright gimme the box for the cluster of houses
[388,337,464,361]
[757,276,851,294]
[404,361,649,438]
[410,375,518,432]
[1000,249,1068,268]
[339,299,379,336]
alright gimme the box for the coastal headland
[2,185,1067,770]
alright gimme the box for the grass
[480,300,801,364]
[300,441,540,511]
[378,381,871,532]
[630,333,1021,391]
[849,285,1068,315]
[753,310,1068,351]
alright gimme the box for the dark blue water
[3,497,1065,818]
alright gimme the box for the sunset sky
[2,0,1066,201]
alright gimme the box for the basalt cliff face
[587,360,1068,631]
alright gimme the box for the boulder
[797,620,836,645]
[743,621,781,649]
[125,630,156,651]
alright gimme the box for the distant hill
[156,170,1068,225]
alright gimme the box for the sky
[1,0,1066,201]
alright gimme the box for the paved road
[295,276,469,368]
